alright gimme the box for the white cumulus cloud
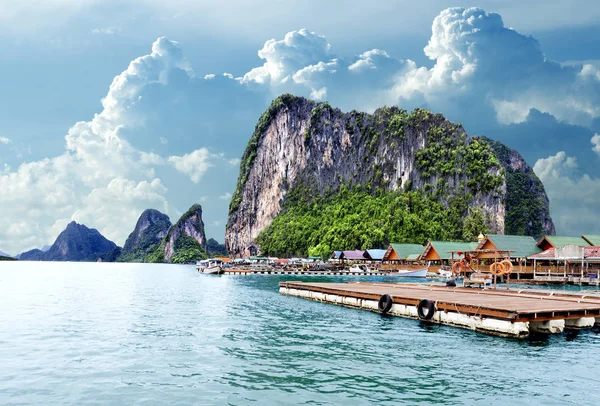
[168,148,214,183]
[239,7,600,126]
[534,151,600,235]
[92,26,120,35]
[0,37,230,254]
[241,28,332,85]
[0,136,11,144]
[592,134,600,156]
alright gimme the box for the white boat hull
[395,268,428,278]
[199,265,222,274]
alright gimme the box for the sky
[1,0,600,255]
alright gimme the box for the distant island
[8,204,227,264]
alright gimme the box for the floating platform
[279,281,600,338]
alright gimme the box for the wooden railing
[379,264,540,274]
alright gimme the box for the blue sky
[1,1,600,255]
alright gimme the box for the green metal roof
[429,241,478,260]
[406,254,420,261]
[545,236,590,248]
[583,235,600,246]
[389,243,425,259]
[486,234,542,258]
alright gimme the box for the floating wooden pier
[224,268,387,276]
[279,281,600,338]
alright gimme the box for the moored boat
[196,259,224,274]
[394,267,428,277]
[348,264,374,272]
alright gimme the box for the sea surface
[1,262,600,405]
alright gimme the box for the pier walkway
[280,282,600,337]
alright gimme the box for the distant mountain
[41,245,51,252]
[146,204,208,263]
[118,209,172,262]
[42,221,118,262]
[18,249,45,261]
[0,250,12,258]
[207,238,228,257]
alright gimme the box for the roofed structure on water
[528,245,600,261]
[536,236,591,251]
[476,234,541,260]
[364,249,387,261]
[342,250,367,261]
[419,241,478,261]
[332,251,343,260]
[382,244,425,262]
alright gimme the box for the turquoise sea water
[1,262,600,405]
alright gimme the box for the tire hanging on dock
[417,299,436,320]
[378,294,393,314]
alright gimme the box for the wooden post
[493,251,497,290]
[507,251,511,291]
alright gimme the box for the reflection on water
[1,262,600,405]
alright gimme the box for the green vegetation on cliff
[480,137,551,238]
[256,185,489,258]
[207,238,228,257]
[170,235,208,264]
[0,255,17,261]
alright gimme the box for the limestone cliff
[225,95,555,257]
[162,204,208,263]
[119,209,172,262]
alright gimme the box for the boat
[196,259,224,274]
[393,267,428,278]
[438,268,453,278]
[348,264,373,272]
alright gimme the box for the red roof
[529,246,600,259]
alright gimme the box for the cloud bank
[3,6,600,254]
[0,38,234,254]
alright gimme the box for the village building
[528,244,600,283]
[382,244,425,262]
[418,241,478,263]
[341,250,368,262]
[475,234,541,261]
[364,249,387,262]
[536,236,591,251]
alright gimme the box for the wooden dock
[224,268,387,276]
[279,281,600,337]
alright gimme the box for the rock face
[482,137,555,238]
[42,221,117,261]
[119,209,172,262]
[17,249,45,261]
[225,95,555,257]
[163,204,207,262]
[207,238,228,257]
